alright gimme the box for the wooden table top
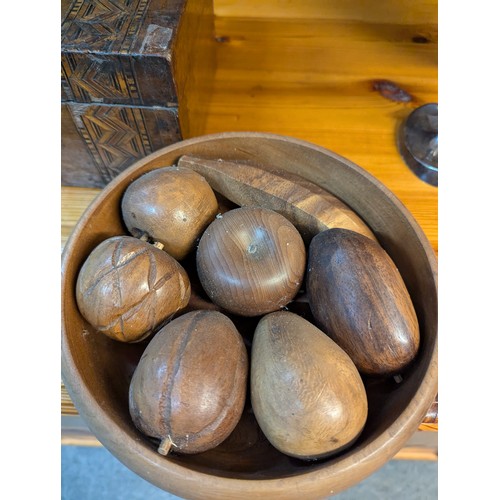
[61,0,437,435]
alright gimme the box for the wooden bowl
[62,132,438,499]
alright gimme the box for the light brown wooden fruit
[121,166,219,260]
[307,228,420,375]
[251,311,368,460]
[75,235,191,342]
[196,207,306,316]
[178,155,376,244]
[129,310,248,455]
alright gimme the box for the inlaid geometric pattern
[78,58,127,99]
[69,105,153,183]
[61,0,150,53]
[61,0,151,103]
[61,54,138,102]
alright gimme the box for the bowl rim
[62,131,438,499]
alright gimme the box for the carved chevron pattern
[61,0,150,102]
[61,54,134,102]
[71,105,153,182]
[61,0,150,52]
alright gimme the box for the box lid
[61,0,186,107]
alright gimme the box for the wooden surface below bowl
[61,132,437,499]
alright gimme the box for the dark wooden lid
[61,0,187,106]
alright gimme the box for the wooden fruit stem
[138,232,164,250]
[158,436,173,456]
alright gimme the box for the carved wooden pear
[251,311,368,460]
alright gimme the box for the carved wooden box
[61,0,214,187]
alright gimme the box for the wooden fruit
[178,155,376,244]
[129,310,248,455]
[196,207,306,316]
[75,235,191,342]
[251,311,368,460]
[121,166,219,260]
[307,228,420,375]
[62,133,438,498]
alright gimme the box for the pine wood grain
[214,0,437,25]
[201,8,438,254]
[61,382,79,416]
[61,187,101,250]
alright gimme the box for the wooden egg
[307,228,420,375]
[129,310,248,455]
[76,235,191,342]
[196,207,306,316]
[251,311,368,460]
[121,166,219,260]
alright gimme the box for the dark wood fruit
[307,228,420,375]
[75,235,191,342]
[121,166,219,260]
[129,310,248,455]
[196,207,306,316]
[251,311,368,460]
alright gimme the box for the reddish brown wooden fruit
[307,228,420,375]
[129,310,248,455]
[251,311,368,460]
[76,235,190,342]
[196,207,306,316]
[121,166,219,260]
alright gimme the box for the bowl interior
[62,132,437,497]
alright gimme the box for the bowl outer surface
[62,131,438,500]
